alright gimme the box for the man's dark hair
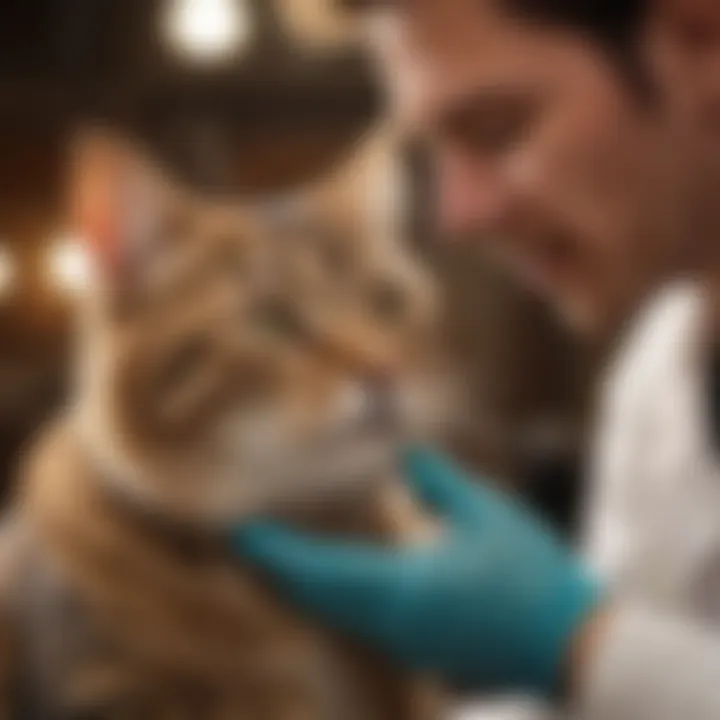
[342,0,651,87]
[507,0,649,54]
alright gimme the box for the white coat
[579,281,720,719]
[458,282,720,720]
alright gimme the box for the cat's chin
[77,403,409,529]
[200,436,400,526]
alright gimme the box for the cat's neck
[24,412,392,560]
[69,390,397,531]
[19,417,330,683]
[18,413,420,683]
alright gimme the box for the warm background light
[278,0,360,49]
[0,245,16,299]
[47,235,92,295]
[164,0,253,63]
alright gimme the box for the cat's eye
[370,280,407,324]
[251,297,306,340]
[156,337,211,392]
[214,242,248,278]
[316,234,352,276]
[161,207,195,244]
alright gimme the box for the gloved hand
[230,448,603,697]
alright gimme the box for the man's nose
[438,154,510,240]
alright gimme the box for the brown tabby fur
[0,128,450,718]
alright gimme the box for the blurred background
[0,0,593,535]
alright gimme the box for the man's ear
[658,0,720,48]
[69,130,170,290]
[647,0,720,123]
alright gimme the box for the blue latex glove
[231,449,602,696]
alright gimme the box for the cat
[0,127,453,718]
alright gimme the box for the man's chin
[547,290,607,339]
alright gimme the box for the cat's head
[71,130,454,524]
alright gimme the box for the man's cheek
[546,263,606,334]
[438,150,509,237]
[438,155,477,236]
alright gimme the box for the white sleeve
[578,607,720,720]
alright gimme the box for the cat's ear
[313,125,408,243]
[69,130,170,286]
[253,194,311,236]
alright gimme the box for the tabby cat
[0,128,453,718]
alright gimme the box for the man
[232,1,720,718]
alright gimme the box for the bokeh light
[46,235,93,296]
[0,245,16,299]
[163,0,254,63]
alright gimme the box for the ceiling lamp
[164,0,254,64]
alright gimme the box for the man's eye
[448,96,540,157]
[474,116,526,154]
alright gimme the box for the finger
[230,522,406,640]
[402,446,498,527]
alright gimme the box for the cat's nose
[361,374,399,431]
[337,375,399,431]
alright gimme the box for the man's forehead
[372,0,501,73]
[369,1,576,131]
